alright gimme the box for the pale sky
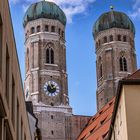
[10,0,140,116]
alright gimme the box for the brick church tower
[23,1,90,140]
[93,9,137,110]
[23,1,72,139]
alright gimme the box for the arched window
[37,26,41,32]
[100,64,103,78]
[119,56,127,71]
[117,35,121,41]
[98,57,103,78]
[62,31,64,38]
[96,42,98,48]
[46,48,54,64]
[37,26,40,32]
[58,28,61,35]
[25,33,27,38]
[123,57,127,71]
[51,49,54,64]
[123,35,127,42]
[45,25,49,32]
[51,130,54,135]
[46,49,50,63]
[109,35,113,42]
[98,40,101,46]
[31,27,35,34]
[103,36,107,43]
[51,26,55,32]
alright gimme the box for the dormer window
[100,117,107,125]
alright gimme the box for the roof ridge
[123,69,140,79]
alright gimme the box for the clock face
[43,81,60,96]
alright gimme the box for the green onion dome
[93,11,135,37]
[23,1,66,27]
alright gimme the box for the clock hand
[51,84,55,89]
[48,83,50,88]
[50,84,55,89]
[48,83,53,89]
[53,85,56,89]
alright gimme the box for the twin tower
[23,1,137,140]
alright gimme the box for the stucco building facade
[108,70,140,140]
[2,1,140,140]
[0,0,32,139]
[1,1,140,140]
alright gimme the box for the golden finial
[110,5,114,11]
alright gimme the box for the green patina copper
[93,11,135,37]
[23,1,66,27]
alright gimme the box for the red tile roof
[77,69,140,140]
[77,98,115,140]
[124,69,140,80]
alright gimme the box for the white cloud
[62,3,86,23]
[22,4,29,13]
[133,0,140,9]
[10,0,96,23]
[129,0,140,19]
[129,8,140,19]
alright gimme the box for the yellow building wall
[124,85,140,140]
[0,0,32,139]
[111,84,140,140]
[111,87,128,140]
